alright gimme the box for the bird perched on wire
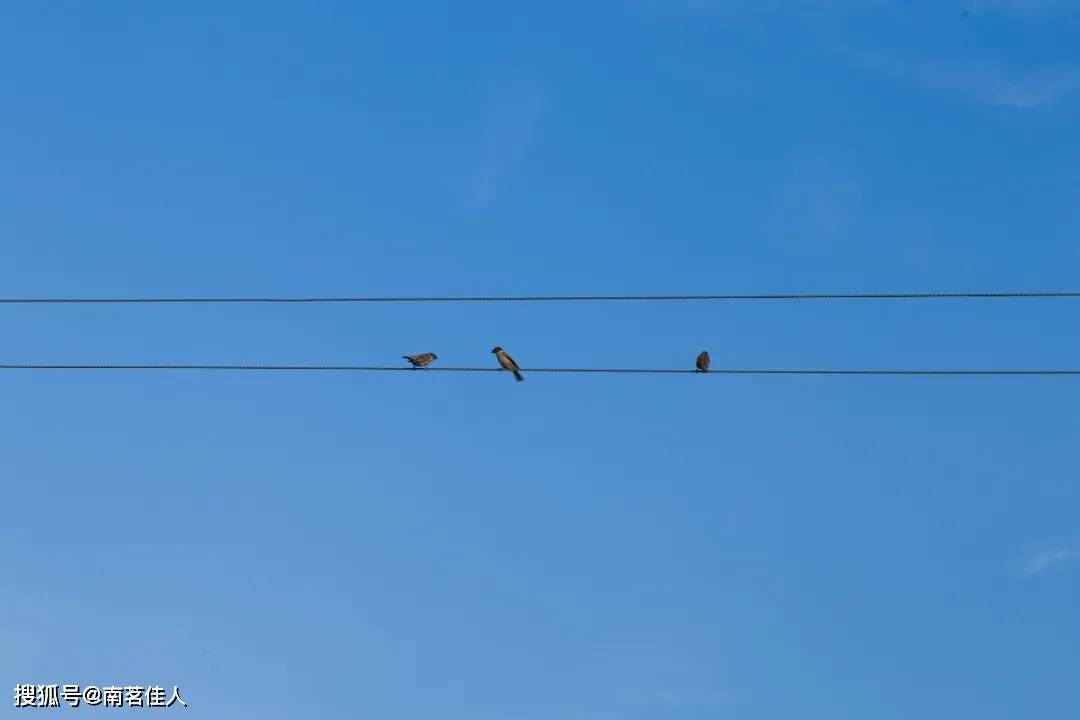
[402,352,438,369]
[696,350,710,373]
[491,346,524,382]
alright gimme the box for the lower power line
[0,364,1078,376]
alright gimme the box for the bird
[491,346,524,382]
[402,352,438,368]
[696,350,710,373]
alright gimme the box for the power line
[1,364,1078,376]
[1,291,1080,305]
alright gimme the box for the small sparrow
[402,352,438,368]
[491,346,524,382]
[696,350,710,373]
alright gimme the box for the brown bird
[491,346,524,382]
[402,352,438,368]
[696,350,710,373]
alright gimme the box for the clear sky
[3,1,1080,718]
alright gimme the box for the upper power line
[1,291,1080,305]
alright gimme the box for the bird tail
[513,370,524,382]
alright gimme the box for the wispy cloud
[590,640,734,712]
[1023,547,1079,577]
[764,152,864,256]
[675,0,887,9]
[972,0,1075,12]
[859,54,1080,108]
[654,689,732,706]
[680,0,1068,9]
[912,63,1079,108]
[469,90,546,207]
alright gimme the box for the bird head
[491,346,503,354]
[431,353,438,359]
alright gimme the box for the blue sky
[2,1,1080,718]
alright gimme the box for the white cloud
[1023,547,1079,576]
